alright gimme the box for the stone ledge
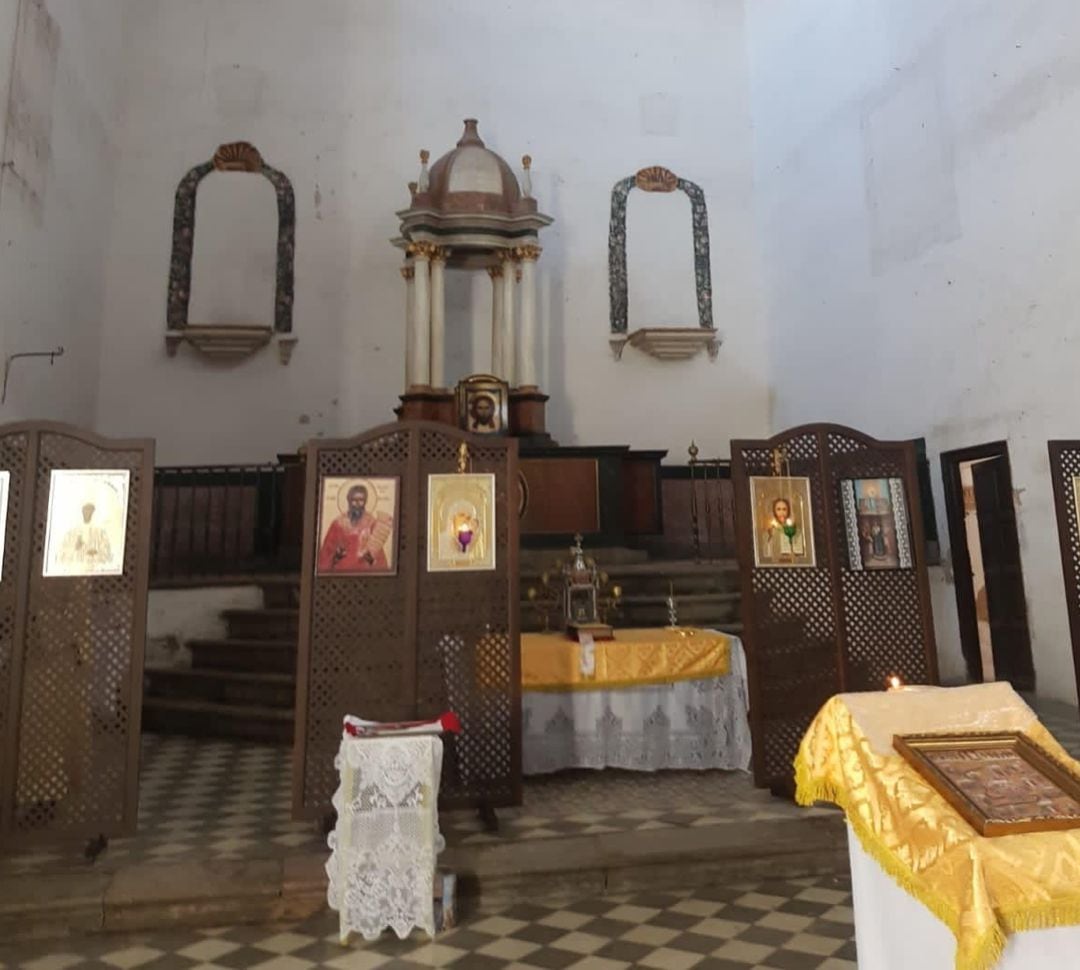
[0,814,845,941]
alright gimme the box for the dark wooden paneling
[519,458,599,535]
[621,457,662,536]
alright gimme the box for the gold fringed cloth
[795,682,1080,970]
[521,628,731,692]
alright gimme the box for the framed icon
[427,473,496,572]
[43,469,130,577]
[841,477,913,570]
[456,375,509,436]
[749,475,816,568]
[0,470,10,582]
[316,476,399,576]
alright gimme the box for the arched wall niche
[165,141,297,364]
[608,165,719,362]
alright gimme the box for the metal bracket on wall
[2,346,64,404]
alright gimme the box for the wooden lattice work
[732,424,937,790]
[292,421,520,819]
[1048,441,1080,707]
[0,423,153,847]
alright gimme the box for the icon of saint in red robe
[317,483,394,573]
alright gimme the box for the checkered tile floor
[0,874,856,970]
[0,737,822,875]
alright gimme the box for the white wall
[0,0,128,421]
[94,0,770,465]
[146,586,263,667]
[747,0,1080,701]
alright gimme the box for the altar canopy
[394,119,552,396]
[796,683,1080,970]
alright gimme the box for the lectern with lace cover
[326,715,452,943]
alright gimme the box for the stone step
[0,814,845,940]
[221,608,299,641]
[522,562,741,597]
[141,697,293,745]
[259,578,301,609]
[519,547,651,571]
[144,667,295,709]
[188,638,297,675]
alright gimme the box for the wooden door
[972,458,1035,690]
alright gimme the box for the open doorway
[941,442,1035,691]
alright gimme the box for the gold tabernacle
[893,731,1080,837]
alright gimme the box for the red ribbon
[343,711,461,737]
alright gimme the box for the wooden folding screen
[731,424,938,790]
[292,421,520,820]
[0,423,153,847]
[1048,441,1080,705]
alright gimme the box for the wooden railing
[150,460,303,584]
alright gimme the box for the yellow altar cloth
[795,682,1080,970]
[521,628,731,692]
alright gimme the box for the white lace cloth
[523,636,752,774]
[326,732,445,943]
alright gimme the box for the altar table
[796,683,1080,970]
[521,629,751,775]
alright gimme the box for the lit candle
[887,675,903,692]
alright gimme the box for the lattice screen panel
[294,422,519,820]
[732,424,937,790]
[1048,442,1080,705]
[0,431,28,837]
[415,429,519,808]
[827,432,934,692]
[1,424,152,847]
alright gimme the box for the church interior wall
[0,0,127,421]
[6,0,1080,705]
[91,0,771,466]
[746,0,1080,702]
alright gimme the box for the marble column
[500,251,517,386]
[407,243,433,388]
[430,247,449,389]
[516,244,541,388]
[488,264,505,379]
[400,263,415,391]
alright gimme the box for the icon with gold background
[427,473,496,572]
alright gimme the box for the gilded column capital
[497,248,519,265]
[514,244,542,262]
[400,265,415,281]
[406,241,439,260]
[486,265,504,279]
[431,246,451,264]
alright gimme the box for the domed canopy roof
[395,118,552,257]
[426,119,521,215]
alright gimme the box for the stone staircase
[143,554,743,743]
[521,549,742,633]
[141,579,299,744]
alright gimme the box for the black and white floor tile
[0,874,856,970]
[0,739,826,875]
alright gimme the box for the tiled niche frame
[608,166,718,362]
[165,142,297,364]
